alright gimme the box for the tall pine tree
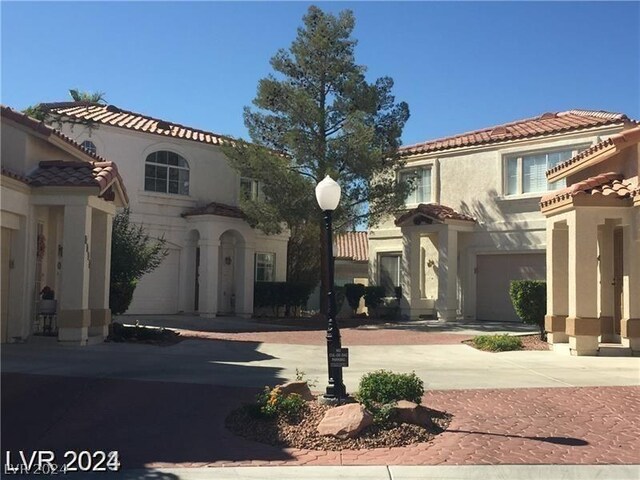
[223,6,412,313]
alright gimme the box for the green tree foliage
[110,208,168,315]
[68,89,107,103]
[23,89,106,124]
[509,280,547,340]
[222,6,411,311]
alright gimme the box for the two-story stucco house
[41,102,289,318]
[1,106,128,345]
[369,110,637,323]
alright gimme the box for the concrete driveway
[2,337,638,391]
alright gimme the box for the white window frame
[503,146,587,197]
[400,166,432,206]
[255,252,275,282]
[240,177,263,201]
[144,151,190,196]
[378,252,401,296]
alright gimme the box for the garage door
[476,253,545,322]
[127,248,180,314]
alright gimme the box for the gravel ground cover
[225,399,451,450]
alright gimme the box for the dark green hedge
[254,282,314,316]
[509,280,546,339]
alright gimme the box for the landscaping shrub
[357,370,424,409]
[109,280,137,316]
[254,387,307,421]
[254,282,314,317]
[345,283,366,314]
[472,334,522,352]
[509,280,546,340]
[364,286,385,312]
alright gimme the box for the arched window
[81,140,97,155]
[144,151,190,195]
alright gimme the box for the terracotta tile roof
[540,172,634,208]
[27,160,128,203]
[546,125,640,179]
[41,102,231,146]
[1,105,108,162]
[334,231,368,262]
[395,203,475,226]
[400,110,634,156]
[182,202,244,219]
[1,167,29,184]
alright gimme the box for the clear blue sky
[2,2,638,146]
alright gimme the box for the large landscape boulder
[317,403,373,439]
[393,400,434,428]
[278,381,314,401]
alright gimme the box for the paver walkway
[2,373,638,469]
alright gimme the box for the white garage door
[476,253,545,322]
[127,248,180,314]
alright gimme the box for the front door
[1,228,11,343]
[218,244,235,314]
[613,228,623,335]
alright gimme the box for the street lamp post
[315,175,347,402]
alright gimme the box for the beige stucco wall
[55,122,289,315]
[370,124,627,321]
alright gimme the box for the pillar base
[437,309,458,322]
[88,324,109,338]
[569,335,599,356]
[621,337,640,356]
[58,327,89,345]
[547,332,569,344]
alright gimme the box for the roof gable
[395,203,475,226]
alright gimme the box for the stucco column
[58,204,92,344]
[198,239,219,317]
[436,227,458,322]
[566,210,599,355]
[235,242,255,318]
[545,221,569,344]
[597,222,615,341]
[400,227,420,319]
[621,225,640,354]
[88,209,112,338]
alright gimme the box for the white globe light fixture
[315,175,341,211]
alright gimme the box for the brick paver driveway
[2,373,638,469]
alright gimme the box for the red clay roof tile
[41,102,231,147]
[181,202,244,219]
[401,110,634,156]
[395,203,475,226]
[334,231,369,262]
[540,172,634,208]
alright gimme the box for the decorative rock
[394,400,434,428]
[278,381,314,401]
[317,403,373,439]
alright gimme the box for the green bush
[254,387,307,421]
[254,282,314,316]
[345,283,366,313]
[509,280,546,340]
[364,286,385,311]
[472,334,523,352]
[109,280,137,316]
[356,370,424,411]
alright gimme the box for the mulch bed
[225,400,451,450]
[463,334,550,352]
[106,323,183,346]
